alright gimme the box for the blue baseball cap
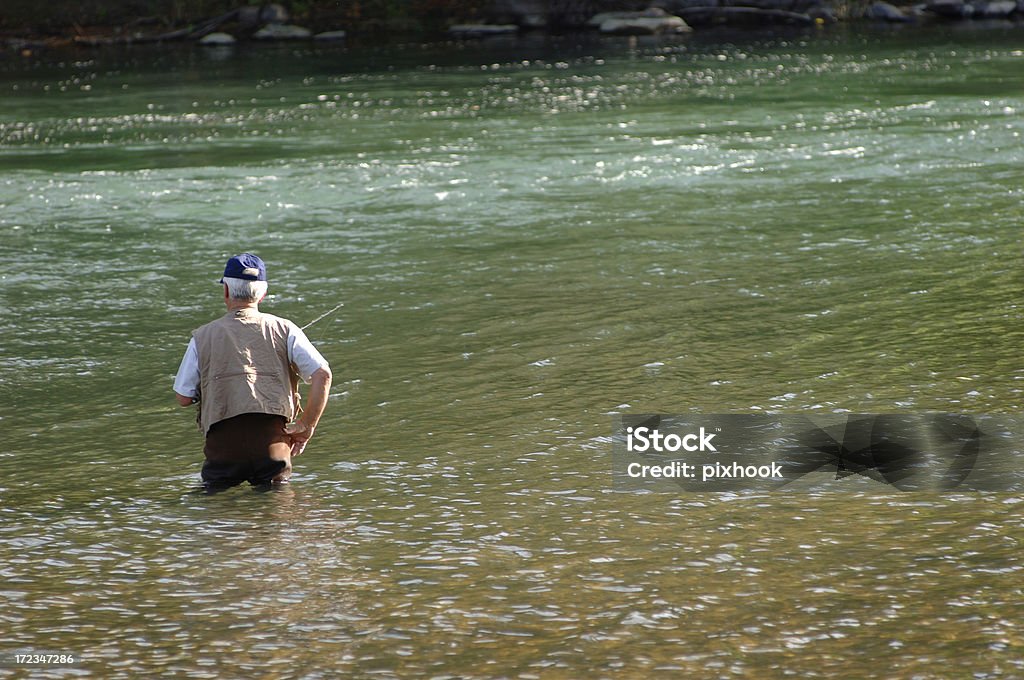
[220,253,267,282]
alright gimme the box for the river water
[1,25,1023,678]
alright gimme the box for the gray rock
[199,32,237,45]
[252,24,312,40]
[588,11,642,27]
[865,1,913,20]
[314,30,348,41]
[599,14,692,33]
[587,9,676,26]
[973,0,1016,16]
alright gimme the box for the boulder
[973,0,1016,16]
[252,24,312,40]
[314,30,348,41]
[198,32,237,45]
[589,7,685,26]
[599,14,692,33]
[865,1,914,20]
[588,11,639,27]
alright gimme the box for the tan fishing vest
[192,308,299,434]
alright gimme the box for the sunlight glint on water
[1,27,1023,678]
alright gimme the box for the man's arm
[173,339,200,407]
[285,366,332,455]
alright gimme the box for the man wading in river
[173,253,332,489]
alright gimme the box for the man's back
[192,308,299,434]
[173,253,332,490]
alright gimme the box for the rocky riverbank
[3,0,1024,54]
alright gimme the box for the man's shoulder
[191,316,220,337]
[259,312,299,332]
[191,311,298,340]
[191,312,233,337]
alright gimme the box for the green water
[1,26,1023,678]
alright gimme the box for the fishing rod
[290,302,344,424]
[301,302,344,331]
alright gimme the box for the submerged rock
[198,32,237,45]
[313,30,348,42]
[252,24,312,40]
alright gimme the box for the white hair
[223,277,268,302]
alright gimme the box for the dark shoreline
[3,10,1023,60]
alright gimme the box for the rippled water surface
[1,26,1023,678]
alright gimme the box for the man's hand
[285,367,331,457]
[285,420,315,457]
